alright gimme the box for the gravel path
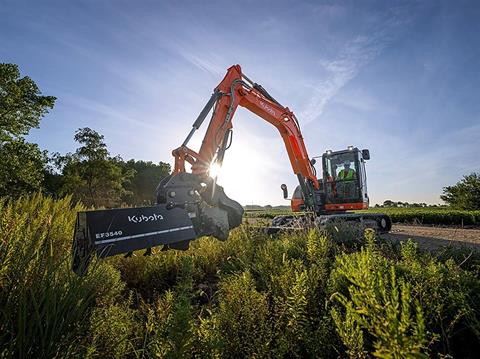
[381,224,480,251]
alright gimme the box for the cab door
[357,152,369,206]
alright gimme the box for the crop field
[360,207,480,226]
[246,207,480,226]
[1,195,480,358]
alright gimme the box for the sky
[1,0,479,206]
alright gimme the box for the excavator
[72,65,391,275]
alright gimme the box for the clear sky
[1,0,479,206]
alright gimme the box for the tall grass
[1,195,479,358]
[0,194,127,358]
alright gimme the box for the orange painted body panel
[291,198,304,212]
[291,200,367,212]
[324,202,368,211]
[171,65,370,214]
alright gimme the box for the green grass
[1,195,479,358]
[243,208,293,219]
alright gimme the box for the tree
[55,128,134,207]
[120,160,170,205]
[441,173,480,210]
[0,63,56,197]
[383,200,394,207]
[0,63,56,142]
[0,139,47,197]
[43,159,65,197]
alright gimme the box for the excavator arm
[165,65,319,209]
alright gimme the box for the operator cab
[287,146,370,213]
[322,147,370,211]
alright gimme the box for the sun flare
[208,162,222,179]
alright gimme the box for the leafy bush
[329,235,480,358]
[330,237,429,358]
[210,271,272,358]
[85,302,137,358]
[247,206,480,226]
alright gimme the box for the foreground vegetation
[1,194,479,358]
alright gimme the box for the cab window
[324,152,357,181]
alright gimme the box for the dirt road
[245,217,480,251]
[381,224,480,251]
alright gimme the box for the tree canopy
[0,63,171,205]
[0,139,47,197]
[121,160,170,205]
[55,128,134,208]
[441,173,480,210]
[0,63,55,197]
[0,63,56,142]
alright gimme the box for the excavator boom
[172,65,318,185]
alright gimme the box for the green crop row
[244,209,293,219]
[246,207,480,226]
[362,208,480,226]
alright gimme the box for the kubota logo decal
[128,214,164,223]
[259,101,276,116]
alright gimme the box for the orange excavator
[72,65,391,274]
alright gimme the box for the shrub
[212,271,271,358]
[397,241,480,356]
[359,207,480,226]
[85,302,137,358]
[330,238,429,358]
[138,256,195,359]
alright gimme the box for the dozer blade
[72,205,196,275]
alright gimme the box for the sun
[208,162,222,179]
[202,136,287,206]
